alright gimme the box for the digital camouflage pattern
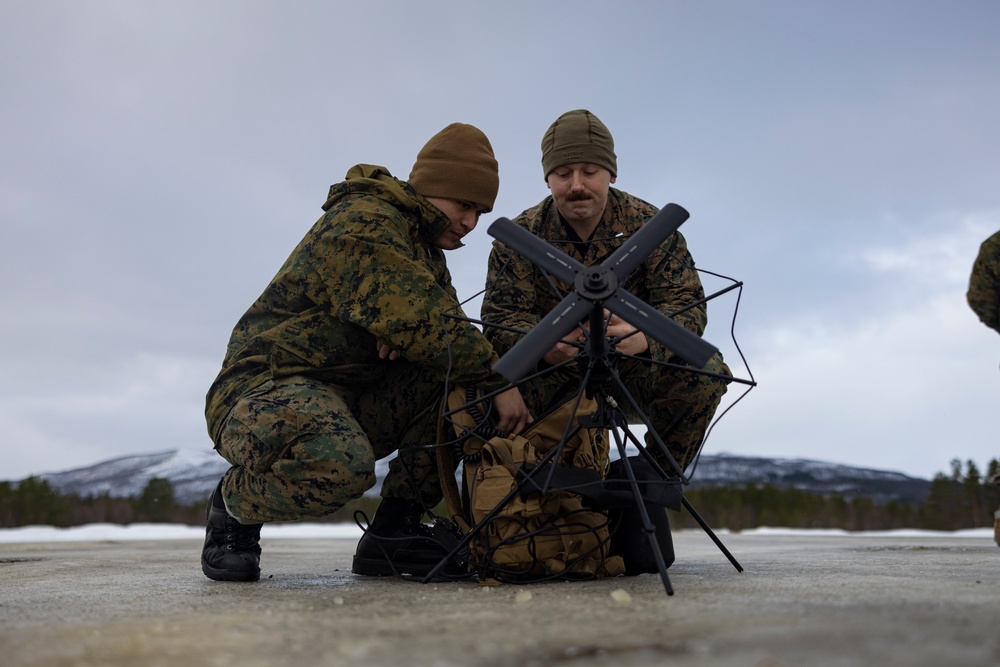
[206,165,508,521]
[967,230,1000,334]
[216,370,443,522]
[481,188,730,472]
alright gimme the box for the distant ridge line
[16,449,932,506]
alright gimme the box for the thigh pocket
[218,383,303,476]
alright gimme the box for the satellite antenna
[426,204,746,595]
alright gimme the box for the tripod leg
[619,416,743,572]
[610,428,674,596]
[680,496,744,573]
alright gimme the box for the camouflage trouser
[516,352,730,475]
[214,364,444,523]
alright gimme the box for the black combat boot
[352,497,465,578]
[201,480,262,582]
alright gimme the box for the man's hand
[542,314,649,362]
[542,326,586,365]
[605,313,649,356]
[492,387,533,435]
[376,340,400,361]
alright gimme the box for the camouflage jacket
[206,164,507,441]
[481,188,708,364]
[967,230,1000,334]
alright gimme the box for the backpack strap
[437,384,502,535]
[436,420,471,534]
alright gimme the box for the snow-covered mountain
[22,449,931,506]
[34,449,234,505]
[684,453,930,504]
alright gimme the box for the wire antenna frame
[427,203,756,595]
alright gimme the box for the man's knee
[216,378,377,521]
[282,431,377,498]
[225,433,377,521]
[651,354,730,410]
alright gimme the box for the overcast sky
[3,1,999,482]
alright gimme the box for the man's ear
[610,175,617,184]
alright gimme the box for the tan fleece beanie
[408,123,499,212]
[540,109,617,179]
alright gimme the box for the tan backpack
[438,385,625,582]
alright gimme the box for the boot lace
[224,516,262,554]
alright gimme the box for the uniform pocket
[217,382,302,476]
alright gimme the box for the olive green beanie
[540,109,617,179]
[408,123,499,212]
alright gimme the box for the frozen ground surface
[0,522,991,542]
[0,527,997,666]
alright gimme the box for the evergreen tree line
[1,458,997,531]
[0,476,376,529]
[673,458,1000,532]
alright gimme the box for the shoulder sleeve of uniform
[642,226,709,363]
[481,204,552,357]
[482,238,541,357]
[967,232,1000,334]
[317,201,502,384]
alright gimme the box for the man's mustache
[566,192,592,202]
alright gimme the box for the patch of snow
[0,522,363,543]
[0,523,990,544]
